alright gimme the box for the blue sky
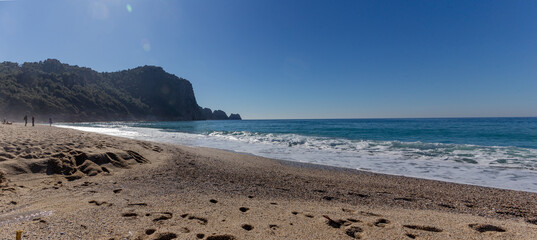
[1,0,536,119]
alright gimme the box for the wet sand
[0,124,536,239]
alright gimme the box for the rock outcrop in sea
[0,59,241,121]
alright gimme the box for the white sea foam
[56,124,537,193]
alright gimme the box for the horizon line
[242,116,537,121]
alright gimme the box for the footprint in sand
[323,215,350,228]
[405,233,417,239]
[241,224,254,231]
[88,200,109,206]
[209,199,218,203]
[127,203,148,207]
[239,207,249,213]
[468,224,506,233]
[345,226,363,239]
[403,225,443,232]
[178,227,190,233]
[438,203,456,209]
[153,212,173,222]
[322,196,335,201]
[358,211,381,217]
[206,235,237,240]
[527,218,537,225]
[152,146,163,152]
[145,229,156,235]
[374,218,390,227]
[154,232,178,240]
[394,197,414,202]
[181,214,208,225]
[121,212,138,218]
[196,233,205,239]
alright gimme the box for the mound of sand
[0,124,152,183]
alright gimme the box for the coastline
[1,124,536,239]
[55,119,537,193]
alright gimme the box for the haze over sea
[58,117,537,193]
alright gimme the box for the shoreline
[56,123,537,194]
[1,124,536,239]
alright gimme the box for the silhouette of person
[49,118,53,126]
[24,115,27,126]
[32,116,34,127]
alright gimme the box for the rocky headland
[0,59,241,122]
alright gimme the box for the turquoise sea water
[57,118,537,192]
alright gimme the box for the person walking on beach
[24,115,28,126]
[31,116,34,127]
[49,118,53,126]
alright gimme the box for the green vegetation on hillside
[0,59,241,122]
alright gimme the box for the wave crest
[207,131,537,170]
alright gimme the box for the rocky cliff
[0,59,241,122]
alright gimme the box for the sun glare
[141,39,151,52]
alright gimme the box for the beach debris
[16,230,22,240]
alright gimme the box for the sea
[56,118,537,193]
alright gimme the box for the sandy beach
[0,124,536,239]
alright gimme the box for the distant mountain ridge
[0,59,241,122]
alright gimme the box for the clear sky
[1,0,536,119]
